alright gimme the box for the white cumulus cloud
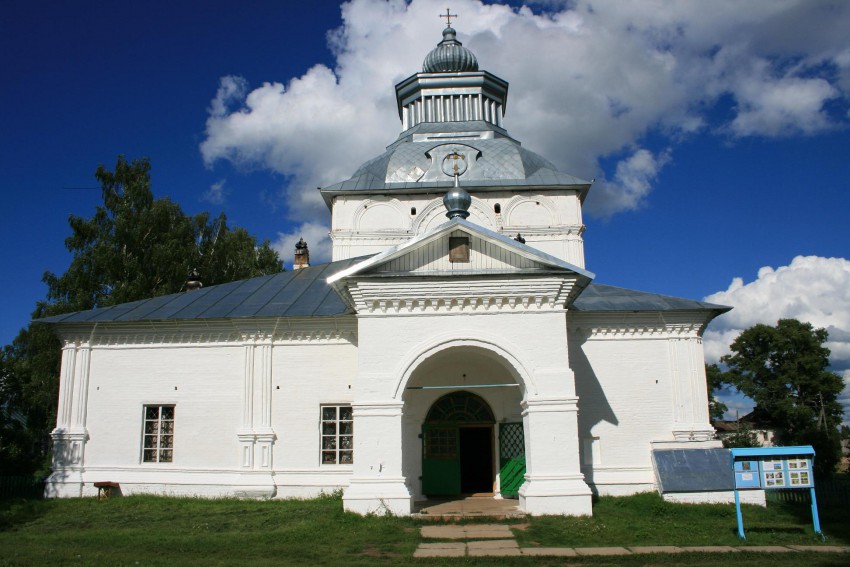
[201,179,228,205]
[585,148,671,217]
[200,0,850,225]
[208,76,248,118]
[729,66,839,137]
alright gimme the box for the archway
[397,342,530,501]
[422,391,496,496]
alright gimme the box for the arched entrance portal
[422,391,495,496]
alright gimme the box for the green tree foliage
[0,322,63,475]
[719,319,844,476]
[0,156,283,475]
[705,363,728,422]
[720,420,760,449]
[40,157,282,314]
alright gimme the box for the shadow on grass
[745,526,806,534]
[0,498,48,532]
[759,495,850,542]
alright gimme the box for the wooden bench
[94,481,120,500]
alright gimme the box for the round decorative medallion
[441,152,468,178]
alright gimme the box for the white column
[519,395,593,515]
[342,400,412,515]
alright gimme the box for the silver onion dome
[423,26,479,73]
[443,187,472,219]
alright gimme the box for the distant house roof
[37,260,729,326]
[713,421,739,433]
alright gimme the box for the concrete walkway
[413,523,850,558]
[412,496,523,519]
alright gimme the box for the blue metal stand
[730,446,822,540]
[734,489,746,540]
[810,486,825,540]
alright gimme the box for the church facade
[44,24,727,516]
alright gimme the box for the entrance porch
[343,329,593,517]
[403,347,526,503]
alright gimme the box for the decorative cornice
[672,428,717,442]
[330,231,413,241]
[568,312,711,340]
[57,317,358,348]
[498,224,585,237]
[347,275,581,316]
[331,225,585,240]
[273,326,357,344]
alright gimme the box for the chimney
[183,268,202,291]
[293,237,310,270]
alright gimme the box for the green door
[422,425,460,496]
[499,422,525,498]
[421,391,496,497]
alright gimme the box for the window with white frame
[142,405,174,463]
[321,405,353,465]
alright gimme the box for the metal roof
[571,283,731,313]
[319,121,590,207]
[323,135,588,190]
[38,260,728,327]
[422,26,479,73]
[37,257,364,325]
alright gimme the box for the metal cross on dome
[440,8,457,26]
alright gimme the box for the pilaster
[519,396,592,515]
[46,340,92,497]
[236,334,276,495]
[342,400,412,515]
[668,336,716,442]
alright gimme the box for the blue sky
[2,0,849,421]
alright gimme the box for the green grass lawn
[0,492,847,566]
[516,491,848,548]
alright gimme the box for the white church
[43,23,728,516]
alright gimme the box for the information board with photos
[729,446,821,540]
[731,452,813,490]
[761,457,812,488]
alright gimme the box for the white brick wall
[47,306,718,509]
[85,345,244,470]
[330,192,586,267]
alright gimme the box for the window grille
[321,405,353,465]
[142,405,174,463]
[425,391,495,423]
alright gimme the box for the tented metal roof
[319,121,590,207]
